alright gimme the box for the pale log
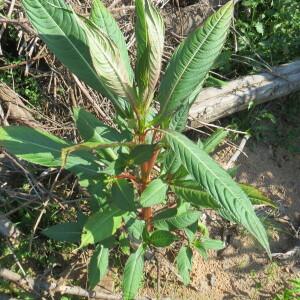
[189,60,300,127]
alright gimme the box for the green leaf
[90,0,133,80]
[73,107,125,160]
[153,207,177,230]
[240,183,276,208]
[162,129,270,256]
[149,230,177,247]
[125,217,145,240]
[172,180,220,209]
[203,129,228,153]
[122,246,144,300]
[42,222,82,243]
[84,20,136,105]
[88,245,109,289]
[22,0,128,115]
[194,238,224,258]
[158,1,234,118]
[0,126,100,180]
[111,179,136,211]
[140,179,168,207]
[168,210,200,229]
[127,144,156,165]
[81,207,123,247]
[176,246,193,285]
[135,0,164,106]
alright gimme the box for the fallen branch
[0,268,151,300]
[0,83,38,127]
[189,60,300,126]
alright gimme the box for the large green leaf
[140,178,168,207]
[111,179,136,211]
[73,107,125,160]
[176,246,193,285]
[0,126,100,180]
[81,207,123,247]
[162,130,270,256]
[88,244,109,289]
[172,180,220,209]
[22,0,128,115]
[135,0,164,106]
[122,246,144,300]
[90,0,133,80]
[158,1,234,118]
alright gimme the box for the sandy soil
[139,141,300,300]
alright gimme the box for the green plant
[0,0,270,298]
[274,279,300,300]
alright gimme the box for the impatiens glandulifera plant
[0,0,271,298]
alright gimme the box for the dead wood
[189,60,300,126]
[0,83,38,127]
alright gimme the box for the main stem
[139,132,160,232]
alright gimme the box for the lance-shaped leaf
[81,207,123,247]
[0,126,100,180]
[84,21,136,106]
[90,0,133,80]
[22,0,128,115]
[88,245,109,289]
[135,0,164,105]
[162,129,270,256]
[122,246,144,300]
[158,1,234,118]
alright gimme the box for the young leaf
[90,0,133,80]
[125,217,145,240]
[176,246,193,285]
[194,238,224,258]
[127,144,156,165]
[111,179,136,211]
[0,126,100,180]
[135,0,164,106]
[162,129,270,256]
[140,178,168,207]
[22,0,128,115]
[149,230,177,247]
[88,245,109,289]
[172,180,220,209]
[239,183,276,208]
[158,1,234,118]
[203,129,228,154]
[42,222,82,243]
[73,107,125,160]
[84,21,136,106]
[168,210,200,229]
[81,207,123,247]
[122,246,145,300]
